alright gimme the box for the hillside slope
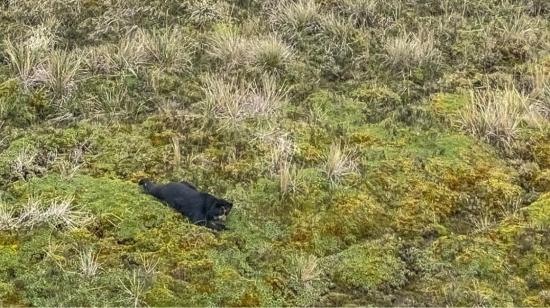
[1,0,549,306]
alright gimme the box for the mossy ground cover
[1,0,550,306]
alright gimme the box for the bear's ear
[205,195,219,207]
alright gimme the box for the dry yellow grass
[460,87,531,151]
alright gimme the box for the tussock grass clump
[269,133,296,175]
[201,74,288,123]
[11,146,40,181]
[120,270,150,308]
[56,146,85,179]
[85,45,116,74]
[319,13,357,51]
[528,64,550,119]
[269,0,322,37]
[3,0,79,26]
[208,29,293,72]
[303,13,365,78]
[336,0,381,28]
[108,28,195,74]
[4,39,42,89]
[140,27,195,73]
[0,197,90,231]
[78,248,102,278]
[25,19,59,51]
[533,84,550,120]
[279,160,298,197]
[263,132,298,196]
[201,76,245,120]
[86,3,154,42]
[40,49,85,99]
[460,87,530,151]
[291,254,322,286]
[383,31,441,72]
[85,84,147,120]
[0,205,17,231]
[492,13,546,60]
[138,254,160,277]
[187,0,231,29]
[5,37,83,100]
[111,33,148,73]
[248,74,289,115]
[529,64,549,97]
[525,0,549,16]
[207,28,250,69]
[470,210,496,234]
[323,142,358,185]
[38,197,90,229]
[251,34,293,72]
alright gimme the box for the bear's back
[153,182,195,199]
[151,182,206,220]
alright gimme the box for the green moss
[527,194,550,229]
[1,0,549,305]
[430,93,468,120]
[0,80,36,127]
[391,177,459,236]
[534,141,550,169]
[3,172,306,306]
[1,122,174,182]
[533,169,550,192]
[318,192,387,247]
[304,90,365,129]
[421,235,521,306]
[350,84,402,123]
[523,293,550,307]
[144,285,178,306]
[329,236,407,295]
[0,281,18,305]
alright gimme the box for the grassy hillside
[0,0,549,306]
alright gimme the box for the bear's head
[138,178,155,194]
[206,196,233,222]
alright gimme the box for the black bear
[138,179,232,231]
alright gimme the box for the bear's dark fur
[138,179,232,231]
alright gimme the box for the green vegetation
[0,0,549,306]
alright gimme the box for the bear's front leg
[206,220,227,231]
